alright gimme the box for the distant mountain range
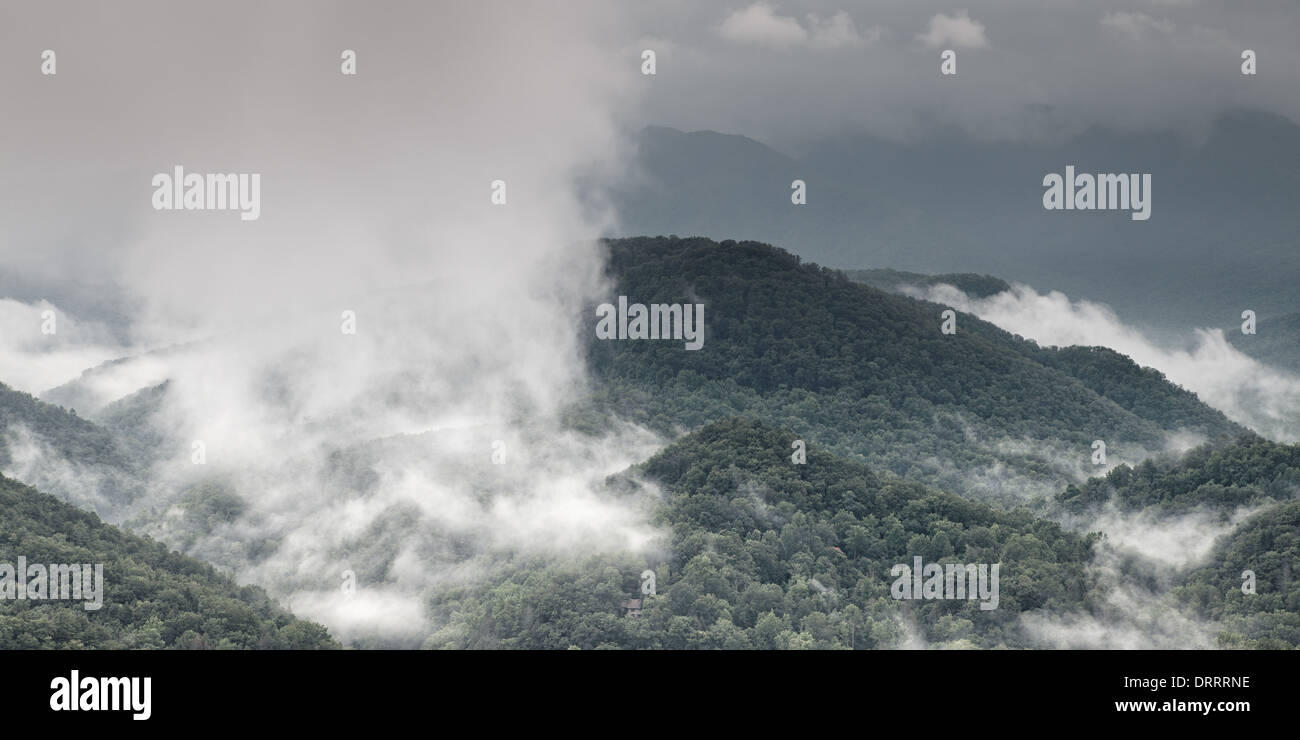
[1227,311,1300,371]
[606,110,1300,332]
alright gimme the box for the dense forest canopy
[586,237,1241,504]
[427,419,1099,649]
[0,473,337,649]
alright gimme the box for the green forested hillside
[0,473,338,649]
[0,382,134,473]
[1057,435,1300,515]
[0,382,144,517]
[3,236,1287,650]
[587,237,1241,503]
[1054,435,1300,647]
[426,418,1098,649]
[1034,346,1240,434]
[1175,501,1300,649]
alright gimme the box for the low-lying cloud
[0,0,664,644]
[915,282,1300,442]
[1020,503,1258,649]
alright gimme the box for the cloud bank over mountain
[916,282,1300,442]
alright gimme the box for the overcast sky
[2,0,1297,328]
[625,0,1300,149]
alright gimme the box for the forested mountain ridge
[423,419,1300,650]
[426,418,1099,649]
[1,236,1286,650]
[0,382,144,517]
[1050,433,1300,648]
[0,473,338,649]
[587,236,1242,503]
[1175,500,1300,649]
[1057,434,1300,515]
[0,382,132,472]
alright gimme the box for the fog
[914,282,1300,442]
[0,0,665,644]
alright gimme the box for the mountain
[2,379,395,649]
[426,418,1098,649]
[0,472,337,649]
[2,236,1282,650]
[1058,434,1300,516]
[9,237,1250,514]
[0,383,130,470]
[586,236,1243,503]
[40,340,194,418]
[607,111,1300,331]
[1045,432,1300,648]
[428,418,1300,650]
[1174,499,1300,649]
[1051,433,1300,649]
[0,382,144,517]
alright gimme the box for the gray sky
[625,1,1300,149]
[2,0,1297,341]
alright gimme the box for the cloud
[809,11,882,49]
[916,10,989,49]
[1020,505,1254,649]
[718,4,879,50]
[2,425,128,516]
[1064,503,1258,570]
[1020,577,1218,649]
[620,1,1300,148]
[719,3,808,48]
[1101,11,1175,38]
[0,0,663,645]
[0,299,128,395]
[913,282,1300,442]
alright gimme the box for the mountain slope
[0,473,338,649]
[1175,500,1300,649]
[0,382,143,517]
[1057,434,1300,516]
[587,236,1242,503]
[0,382,131,471]
[1053,434,1300,648]
[427,418,1098,649]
